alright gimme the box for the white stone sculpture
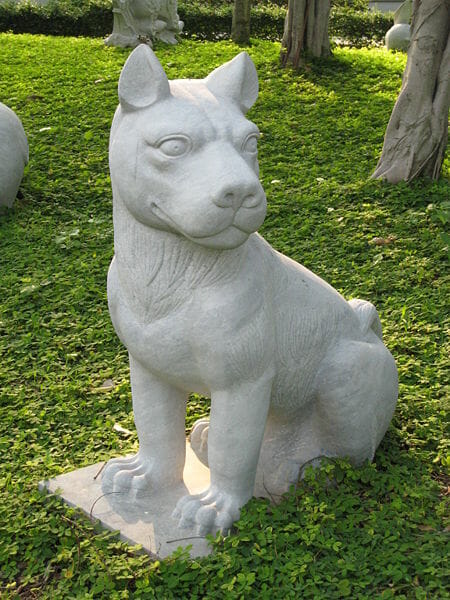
[105,0,183,48]
[102,45,398,536]
[0,102,28,208]
[385,0,412,52]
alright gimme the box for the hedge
[0,0,112,37]
[330,7,394,45]
[0,0,393,45]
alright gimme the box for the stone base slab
[39,443,212,558]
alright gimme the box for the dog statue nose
[213,189,261,211]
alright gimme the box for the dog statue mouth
[150,202,256,249]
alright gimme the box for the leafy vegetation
[0,0,393,45]
[0,34,448,598]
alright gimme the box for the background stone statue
[105,0,183,47]
[385,0,412,52]
[102,45,398,536]
[0,102,28,208]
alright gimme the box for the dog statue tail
[348,298,383,341]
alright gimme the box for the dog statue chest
[109,232,270,390]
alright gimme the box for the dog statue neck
[112,194,248,321]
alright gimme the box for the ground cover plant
[0,33,448,598]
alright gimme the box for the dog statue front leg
[102,355,186,498]
[173,375,273,535]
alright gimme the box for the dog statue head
[109,45,267,250]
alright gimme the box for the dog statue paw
[173,486,242,536]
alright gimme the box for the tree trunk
[372,0,450,183]
[280,0,331,69]
[232,0,251,45]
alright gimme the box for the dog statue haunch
[103,45,398,535]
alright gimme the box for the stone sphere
[0,103,28,208]
[385,23,411,52]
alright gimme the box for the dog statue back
[102,45,398,535]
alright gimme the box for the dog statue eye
[157,136,191,158]
[242,133,259,154]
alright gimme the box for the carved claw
[172,487,241,535]
[101,452,178,497]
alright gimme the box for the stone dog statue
[102,45,398,536]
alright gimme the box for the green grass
[0,34,448,599]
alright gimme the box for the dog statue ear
[205,52,258,113]
[118,44,170,111]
